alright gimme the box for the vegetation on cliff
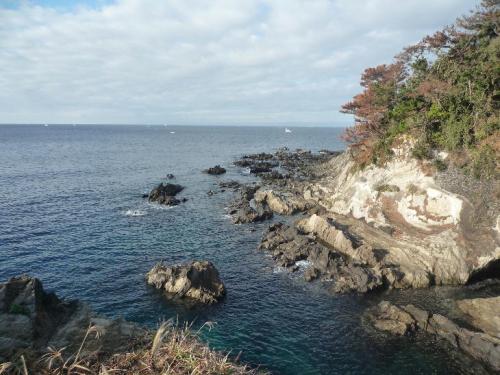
[341,0,499,178]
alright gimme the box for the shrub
[341,0,499,177]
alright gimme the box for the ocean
[0,124,492,374]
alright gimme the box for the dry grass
[0,321,265,375]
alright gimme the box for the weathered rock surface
[146,261,226,304]
[457,296,500,338]
[204,165,226,175]
[366,300,500,371]
[254,190,312,215]
[0,276,144,361]
[148,183,185,206]
[303,140,499,288]
[227,185,273,224]
[259,222,384,293]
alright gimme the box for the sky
[0,0,480,126]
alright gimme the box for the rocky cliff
[302,140,499,288]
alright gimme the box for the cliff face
[303,141,499,288]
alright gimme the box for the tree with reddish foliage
[340,0,499,178]
[340,62,405,145]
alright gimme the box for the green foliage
[411,140,432,160]
[342,1,499,176]
[469,144,496,179]
[433,158,448,172]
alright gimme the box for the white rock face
[303,142,499,287]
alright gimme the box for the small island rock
[204,165,226,175]
[148,183,184,206]
[146,261,226,304]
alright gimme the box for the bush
[341,0,499,177]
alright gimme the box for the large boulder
[146,261,226,304]
[0,276,144,361]
[457,296,500,338]
[366,301,419,336]
[254,190,311,215]
[148,183,185,206]
[227,185,273,224]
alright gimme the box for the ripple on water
[0,125,492,375]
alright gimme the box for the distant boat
[44,124,48,127]
[285,128,292,133]
[170,131,175,134]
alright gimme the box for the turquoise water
[0,125,493,374]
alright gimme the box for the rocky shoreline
[0,275,146,363]
[2,145,498,373]
[216,145,499,371]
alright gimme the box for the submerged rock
[148,183,184,206]
[204,165,226,175]
[146,261,226,304]
[366,300,500,372]
[0,276,144,361]
[218,180,242,190]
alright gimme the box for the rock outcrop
[259,222,384,293]
[254,190,311,215]
[146,261,226,304]
[148,183,185,206]
[457,296,500,338]
[204,165,226,175]
[303,140,499,288]
[227,185,273,224]
[366,300,500,372]
[0,276,144,361]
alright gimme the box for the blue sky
[0,0,480,126]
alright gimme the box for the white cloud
[0,0,479,125]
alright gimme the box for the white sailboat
[285,128,292,133]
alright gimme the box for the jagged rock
[457,296,500,338]
[366,301,418,336]
[366,301,500,371]
[254,190,311,215]
[297,214,413,289]
[146,261,226,304]
[228,185,273,224]
[148,183,184,206]
[204,165,226,175]
[0,276,144,361]
[259,222,384,293]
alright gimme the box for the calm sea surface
[0,125,495,374]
